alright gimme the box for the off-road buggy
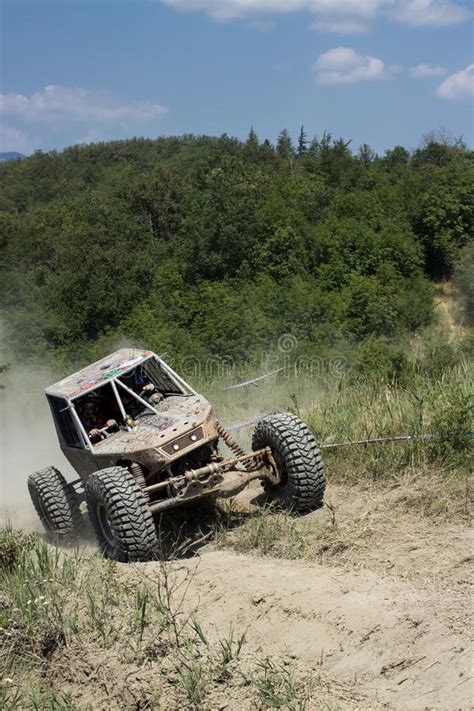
[28,349,326,561]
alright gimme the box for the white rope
[320,431,474,449]
[223,367,285,391]
[226,412,276,431]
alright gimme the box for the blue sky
[1,0,473,155]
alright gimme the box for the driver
[122,369,164,408]
[79,393,118,442]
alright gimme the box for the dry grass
[1,462,471,709]
[210,465,471,585]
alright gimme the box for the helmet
[122,367,147,388]
[78,391,100,411]
[81,391,99,404]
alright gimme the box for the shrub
[429,384,473,460]
[0,528,35,572]
[454,241,474,325]
[416,338,463,378]
[351,336,412,384]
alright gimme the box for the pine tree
[245,126,259,158]
[260,138,275,161]
[309,136,320,157]
[297,125,308,157]
[357,143,376,166]
[276,129,294,159]
[246,126,259,147]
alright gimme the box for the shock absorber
[130,462,150,501]
[216,420,260,472]
[216,421,247,457]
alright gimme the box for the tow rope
[227,413,473,448]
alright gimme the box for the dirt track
[164,548,470,709]
[134,481,473,710]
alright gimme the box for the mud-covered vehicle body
[29,349,326,561]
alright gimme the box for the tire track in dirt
[131,480,473,710]
[148,546,471,710]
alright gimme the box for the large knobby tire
[85,466,158,562]
[252,413,326,512]
[28,466,83,536]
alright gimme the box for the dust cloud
[204,374,323,449]
[0,364,75,530]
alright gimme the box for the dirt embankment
[164,548,470,710]
[117,481,472,711]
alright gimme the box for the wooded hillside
[0,130,472,368]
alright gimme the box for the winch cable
[222,368,285,391]
[226,412,275,432]
[226,414,473,448]
[319,431,474,449]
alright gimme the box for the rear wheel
[85,466,158,562]
[28,466,83,536]
[252,413,326,512]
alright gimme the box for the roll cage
[46,353,196,452]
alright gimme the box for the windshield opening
[73,357,189,442]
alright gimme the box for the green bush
[2,133,471,368]
[454,241,474,325]
[429,383,473,459]
[416,338,464,378]
[351,336,412,384]
[0,528,35,572]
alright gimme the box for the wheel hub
[266,449,286,486]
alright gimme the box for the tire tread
[28,467,82,535]
[85,466,157,562]
[252,413,326,512]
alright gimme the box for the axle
[145,447,272,513]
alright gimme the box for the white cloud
[437,64,474,99]
[312,46,385,84]
[310,19,368,32]
[161,0,391,19]
[313,0,391,17]
[160,0,471,26]
[0,124,35,154]
[410,63,448,78]
[0,85,168,125]
[394,0,471,26]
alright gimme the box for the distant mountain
[0,152,26,162]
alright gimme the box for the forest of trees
[0,129,472,370]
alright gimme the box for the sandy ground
[118,481,473,711]
[165,550,470,709]
[3,290,471,708]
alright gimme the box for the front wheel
[252,413,326,512]
[85,466,158,562]
[28,466,83,536]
